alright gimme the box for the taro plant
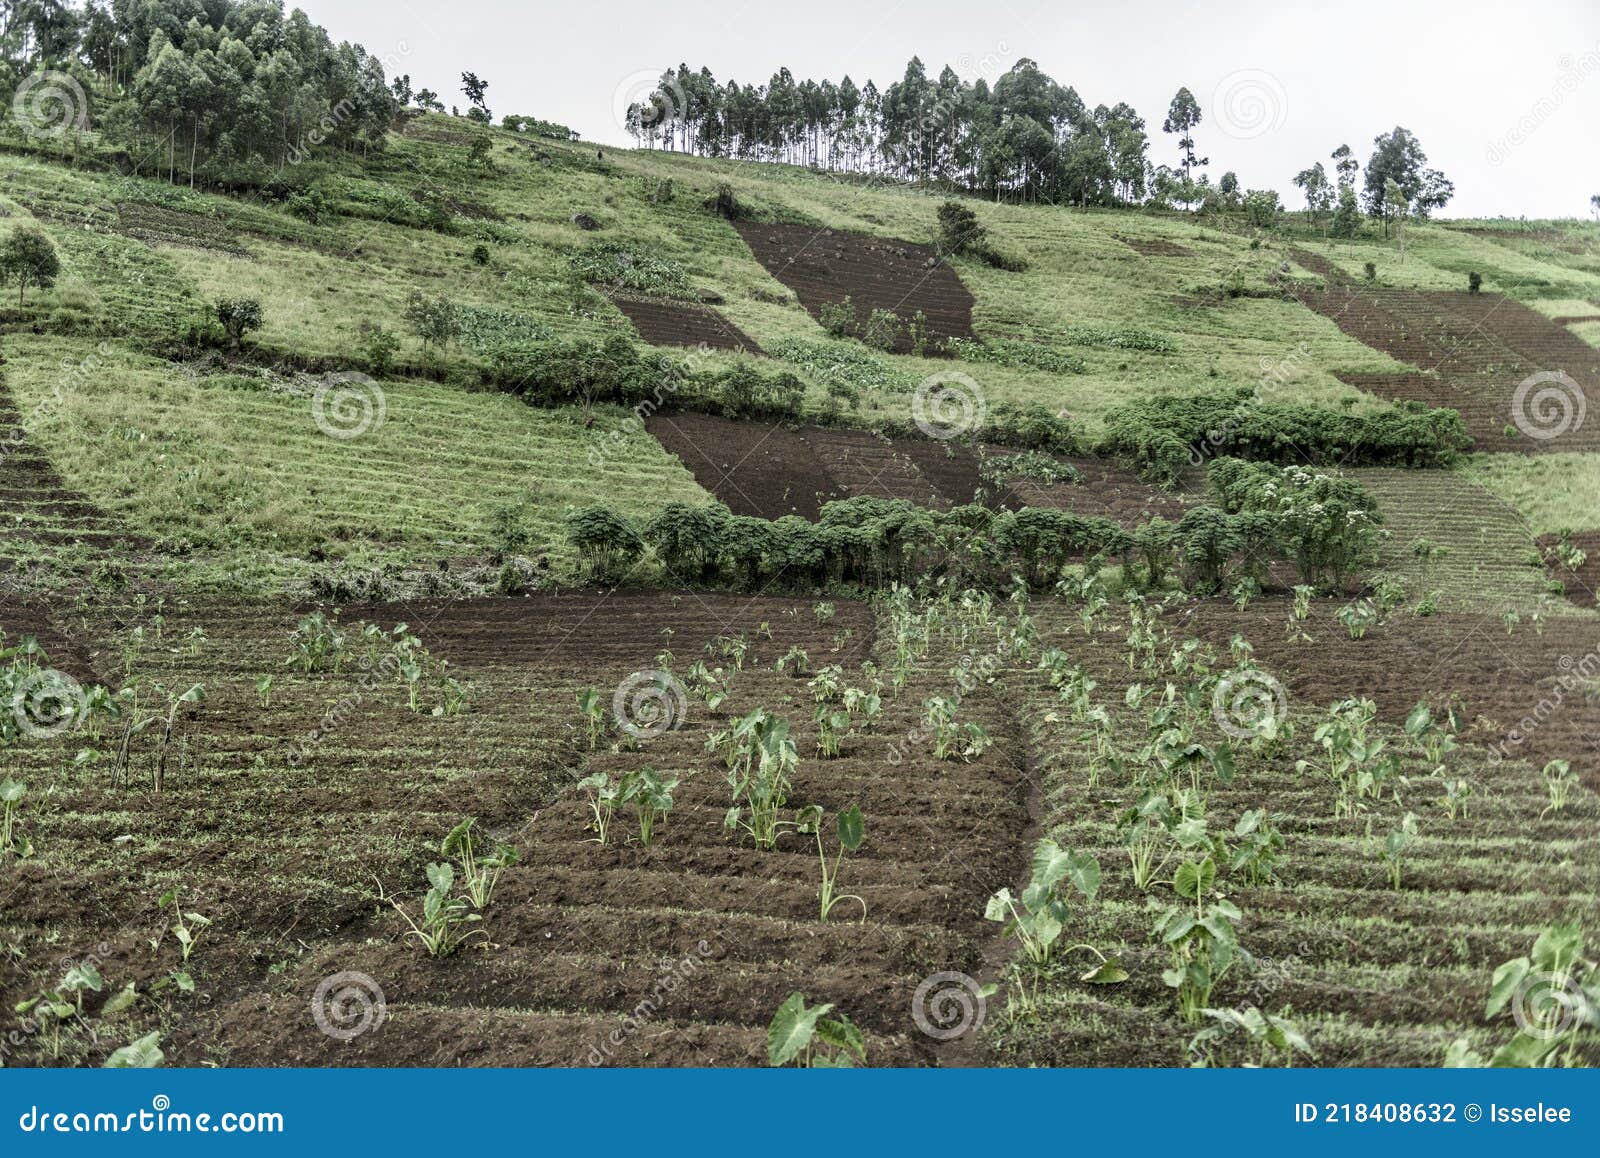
[986,839,1122,1016]
[1446,923,1599,1068]
[624,766,678,846]
[766,991,867,1068]
[16,965,102,1059]
[254,675,274,709]
[724,711,799,850]
[775,646,810,676]
[923,697,990,761]
[1337,599,1378,640]
[286,611,346,674]
[1190,1005,1311,1068]
[577,770,624,845]
[104,1032,165,1068]
[1403,700,1460,767]
[1,777,33,858]
[158,887,210,963]
[1542,759,1579,816]
[796,804,866,922]
[1152,853,1248,1023]
[576,687,608,750]
[1228,809,1284,886]
[1378,812,1419,890]
[442,819,518,909]
[1439,776,1474,820]
[393,862,481,957]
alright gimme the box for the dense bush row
[1096,389,1471,487]
[566,460,1384,595]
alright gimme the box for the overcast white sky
[306,0,1600,219]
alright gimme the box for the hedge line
[1096,389,1471,487]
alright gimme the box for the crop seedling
[1379,812,1418,889]
[1447,923,1599,1068]
[576,687,608,750]
[986,838,1122,1016]
[158,887,210,963]
[1,777,33,858]
[1403,700,1460,767]
[255,675,273,708]
[1190,1005,1311,1068]
[442,819,518,909]
[577,771,624,845]
[623,767,678,846]
[1542,760,1578,816]
[724,711,799,849]
[1152,852,1248,1023]
[765,992,866,1067]
[1228,809,1284,886]
[923,697,990,761]
[1337,599,1378,639]
[797,804,866,921]
[1439,776,1473,820]
[105,1032,165,1068]
[393,862,481,957]
[286,611,346,674]
[775,646,810,676]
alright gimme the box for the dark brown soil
[1538,531,1600,608]
[610,295,763,353]
[1290,277,1600,454]
[733,221,974,353]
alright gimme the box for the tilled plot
[1290,276,1600,453]
[1,591,1034,1067]
[995,607,1600,1067]
[734,221,974,352]
[610,295,763,353]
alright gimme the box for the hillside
[1,98,1597,1072]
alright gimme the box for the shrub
[355,322,400,375]
[1064,323,1176,353]
[936,200,986,255]
[945,337,1086,375]
[215,297,263,352]
[568,242,692,298]
[403,291,460,349]
[1468,271,1483,294]
[564,506,643,581]
[818,297,856,338]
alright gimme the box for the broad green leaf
[1080,958,1129,984]
[1489,1031,1561,1068]
[1486,957,1532,1019]
[1530,922,1582,973]
[1174,857,1216,901]
[766,991,833,1067]
[105,1032,164,1069]
[1064,849,1100,902]
[983,889,1015,923]
[1030,839,1072,893]
[101,982,138,1016]
[1403,702,1432,737]
[813,1015,866,1061]
[425,862,455,893]
[836,805,865,852]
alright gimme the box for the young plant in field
[724,711,799,849]
[1300,697,1389,817]
[393,862,481,957]
[1,777,33,858]
[442,819,518,909]
[1152,854,1248,1023]
[158,887,210,963]
[286,611,346,674]
[16,968,98,1059]
[623,766,678,846]
[1439,776,1473,820]
[797,804,866,921]
[1337,599,1378,639]
[775,646,810,676]
[1447,923,1599,1068]
[712,634,749,670]
[923,697,989,761]
[1403,700,1460,766]
[1378,812,1418,889]
[1190,1005,1311,1068]
[807,665,844,704]
[1228,809,1285,886]
[577,771,624,845]
[842,685,881,732]
[812,701,850,758]
[576,687,608,750]
[254,675,273,709]
[986,839,1122,1016]
[766,992,866,1068]
[104,1032,164,1068]
[1542,759,1579,816]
